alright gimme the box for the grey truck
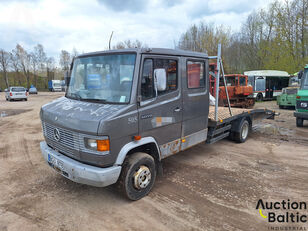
[40,48,275,200]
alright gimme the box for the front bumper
[40,141,121,187]
[294,112,308,119]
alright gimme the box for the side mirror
[64,71,71,87]
[154,68,166,92]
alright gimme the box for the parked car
[5,87,28,101]
[29,86,38,94]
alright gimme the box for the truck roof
[77,48,208,59]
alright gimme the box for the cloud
[0,0,277,62]
[96,0,147,12]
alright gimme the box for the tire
[118,152,156,201]
[256,93,263,102]
[233,119,250,143]
[25,98,28,101]
[296,118,303,127]
[279,105,284,109]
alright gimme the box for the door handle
[174,107,181,112]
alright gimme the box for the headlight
[85,138,110,152]
[300,102,307,108]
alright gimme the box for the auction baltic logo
[256,199,308,230]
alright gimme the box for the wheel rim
[133,165,151,190]
[241,122,249,140]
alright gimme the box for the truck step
[207,132,230,144]
[209,124,231,137]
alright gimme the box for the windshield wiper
[82,98,108,103]
[66,93,82,100]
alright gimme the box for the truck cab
[294,64,308,127]
[40,48,209,200]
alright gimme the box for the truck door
[181,57,209,150]
[138,55,182,158]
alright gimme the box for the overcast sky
[0,0,273,59]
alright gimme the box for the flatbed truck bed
[207,106,275,144]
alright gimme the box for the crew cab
[40,48,275,200]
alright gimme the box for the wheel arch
[115,137,161,166]
[230,115,252,133]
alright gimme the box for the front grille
[42,122,109,156]
[43,122,80,150]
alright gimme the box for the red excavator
[218,74,255,108]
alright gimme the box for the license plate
[48,154,64,172]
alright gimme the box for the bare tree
[113,39,147,49]
[15,44,31,89]
[0,49,10,88]
[10,48,22,85]
[30,52,38,87]
[59,50,71,71]
[34,44,47,74]
[46,57,55,83]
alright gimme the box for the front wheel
[296,118,303,127]
[118,152,156,201]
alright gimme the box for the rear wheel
[296,118,303,127]
[118,152,156,201]
[233,119,250,143]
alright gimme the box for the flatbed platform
[208,106,275,127]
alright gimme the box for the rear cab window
[187,60,205,89]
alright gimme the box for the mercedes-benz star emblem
[54,128,60,141]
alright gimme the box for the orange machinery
[219,74,255,108]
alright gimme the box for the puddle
[254,123,294,136]
[0,109,32,118]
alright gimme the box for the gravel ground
[0,92,307,231]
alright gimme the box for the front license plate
[48,154,65,172]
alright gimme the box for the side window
[141,58,178,101]
[187,61,205,89]
[141,59,154,101]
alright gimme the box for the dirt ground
[0,92,308,231]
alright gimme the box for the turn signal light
[296,96,301,99]
[97,139,110,152]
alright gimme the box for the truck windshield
[66,53,136,104]
[301,70,308,90]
